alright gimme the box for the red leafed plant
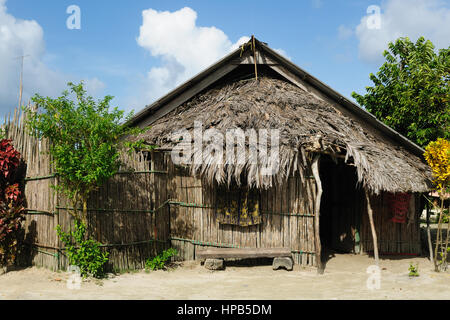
[5,184,20,202]
[0,201,25,261]
[0,139,25,267]
[0,140,21,179]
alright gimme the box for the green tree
[352,37,449,148]
[27,82,145,224]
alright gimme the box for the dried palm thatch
[134,75,433,194]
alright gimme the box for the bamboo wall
[167,159,318,266]
[360,192,422,255]
[2,106,422,272]
[18,150,171,272]
[2,107,171,271]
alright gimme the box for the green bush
[145,248,177,271]
[27,82,150,224]
[442,209,449,224]
[408,263,419,277]
[57,220,109,278]
[434,209,449,224]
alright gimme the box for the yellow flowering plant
[424,138,450,272]
[424,138,450,194]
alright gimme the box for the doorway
[319,157,364,255]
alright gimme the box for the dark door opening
[319,157,364,255]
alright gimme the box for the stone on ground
[272,257,293,271]
[204,259,224,270]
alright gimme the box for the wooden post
[365,189,379,266]
[434,196,445,272]
[426,202,434,265]
[251,35,258,81]
[18,56,24,109]
[15,55,29,109]
[311,155,324,274]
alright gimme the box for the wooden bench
[196,247,293,271]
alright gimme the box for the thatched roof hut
[134,75,432,194]
[128,37,433,270]
[10,39,434,273]
[131,38,432,195]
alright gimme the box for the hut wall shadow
[15,160,37,270]
[16,220,38,269]
[224,258,273,267]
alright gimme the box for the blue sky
[1,0,449,117]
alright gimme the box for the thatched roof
[134,74,433,194]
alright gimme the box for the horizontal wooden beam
[233,50,278,65]
[196,247,292,259]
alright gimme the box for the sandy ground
[0,254,449,300]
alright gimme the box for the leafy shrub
[0,140,21,180]
[425,139,450,271]
[57,220,109,278]
[408,263,419,277]
[0,200,25,265]
[145,248,177,271]
[442,209,449,224]
[0,140,25,267]
[434,210,449,224]
[27,82,151,224]
[424,138,450,193]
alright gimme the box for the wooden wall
[167,156,317,266]
[20,150,171,272]
[360,192,422,255]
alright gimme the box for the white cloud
[0,0,105,114]
[337,25,353,40]
[84,78,106,96]
[135,7,252,106]
[355,0,450,63]
[273,48,291,61]
[231,36,252,51]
